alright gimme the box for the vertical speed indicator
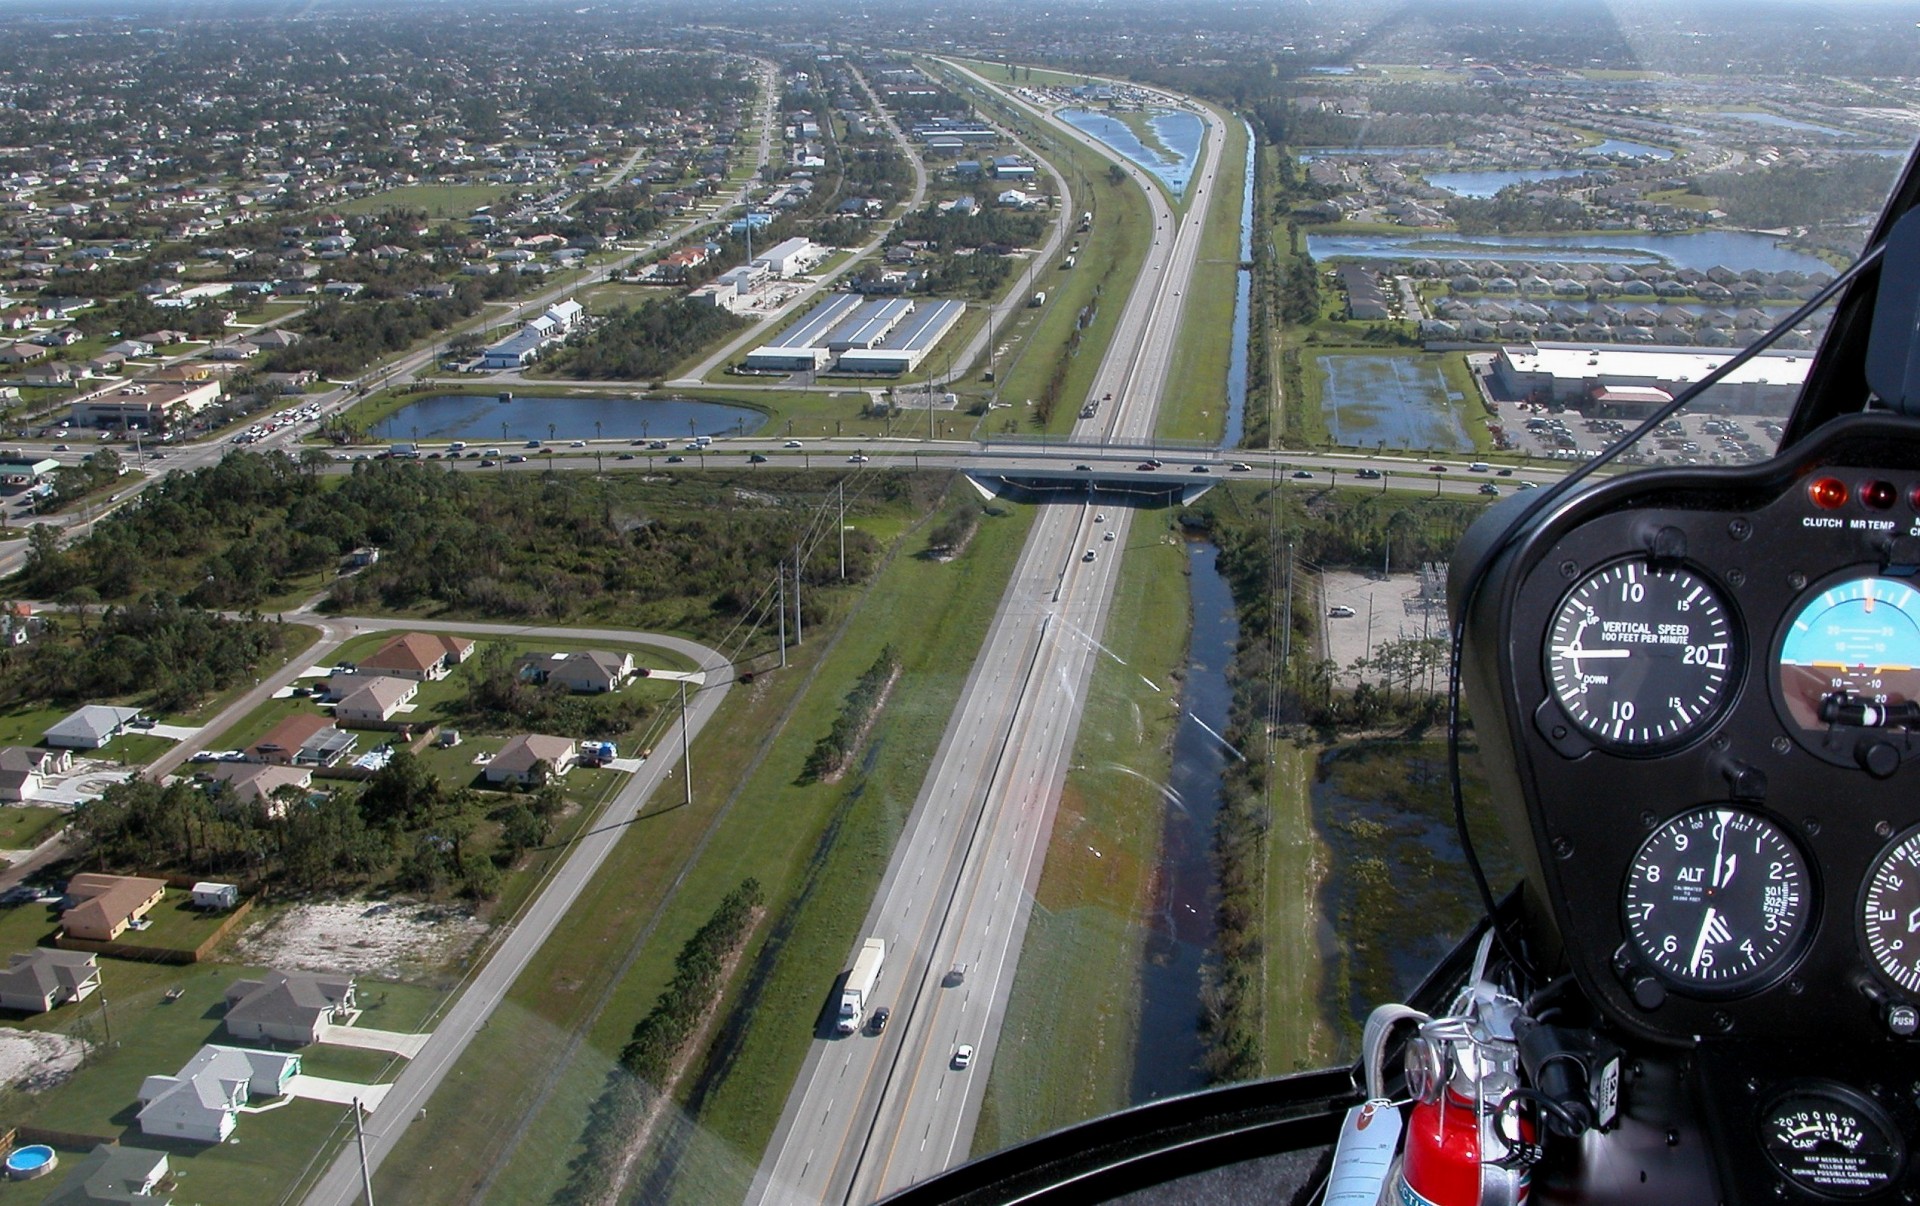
[1545,562,1738,753]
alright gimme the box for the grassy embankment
[1155,107,1247,445]
[367,485,1038,1206]
[971,521,1192,1151]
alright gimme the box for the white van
[1468,462,1491,472]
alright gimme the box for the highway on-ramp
[749,68,1226,1206]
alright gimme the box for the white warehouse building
[1494,342,1812,415]
[753,237,822,279]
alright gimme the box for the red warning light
[1861,480,1897,510]
[1808,477,1848,509]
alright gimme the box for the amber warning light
[1808,477,1849,509]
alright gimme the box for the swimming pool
[6,1145,57,1180]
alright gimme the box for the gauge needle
[1553,647,1631,659]
[1690,905,1731,974]
[1711,819,1732,890]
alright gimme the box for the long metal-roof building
[742,294,965,375]
[743,294,865,371]
[838,300,968,373]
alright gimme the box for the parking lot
[1498,402,1784,468]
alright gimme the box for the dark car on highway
[870,1006,891,1035]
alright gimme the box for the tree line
[536,298,746,381]
[558,879,764,1206]
[800,646,899,783]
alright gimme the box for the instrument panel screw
[1552,837,1573,859]
[1710,734,1730,751]
[1787,979,1805,996]
[1746,1078,1762,1094]
[1666,1128,1682,1148]
[1789,572,1807,591]
[1559,559,1578,579]
[1803,818,1821,836]
[1727,568,1746,587]
[1641,810,1658,829]
[1728,518,1752,541]
[1712,1010,1734,1032]
[1772,736,1792,755]
[1551,725,1567,740]
[1878,820,1895,839]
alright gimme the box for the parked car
[1328,605,1356,618]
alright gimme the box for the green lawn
[0,965,443,1206]
[334,182,513,220]
[972,524,1192,1153]
[374,487,1040,1206]
[1156,106,1247,445]
[0,806,62,851]
[1265,739,1340,1074]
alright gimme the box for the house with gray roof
[485,734,577,786]
[137,1045,300,1144]
[0,743,69,801]
[44,704,140,749]
[549,650,635,694]
[42,1143,170,1206]
[224,969,356,1044]
[0,948,99,1013]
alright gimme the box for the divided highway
[750,70,1227,1205]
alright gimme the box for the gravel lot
[236,899,487,981]
[1320,569,1448,685]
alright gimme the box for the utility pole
[354,1098,374,1206]
[793,553,803,645]
[838,480,846,579]
[777,560,787,668]
[1281,540,1294,674]
[680,680,692,809]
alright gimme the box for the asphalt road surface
[750,69,1225,1205]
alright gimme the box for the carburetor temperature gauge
[1760,1083,1905,1199]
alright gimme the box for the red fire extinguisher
[1395,1011,1535,1206]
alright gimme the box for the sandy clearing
[235,899,487,981]
[0,1029,86,1094]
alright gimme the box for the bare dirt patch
[0,1029,85,1094]
[235,899,487,981]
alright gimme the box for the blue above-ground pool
[5,1144,56,1179]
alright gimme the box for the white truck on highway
[837,938,886,1035]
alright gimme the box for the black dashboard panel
[1455,412,1920,1048]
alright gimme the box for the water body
[369,393,763,443]
[1721,110,1858,139]
[1223,120,1254,449]
[1298,146,1447,161]
[1583,138,1674,160]
[1057,107,1205,194]
[1306,230,1831,275]
[1131,541,1236,1102]
[1425,168,1592,198]
[1320,356,1473,452]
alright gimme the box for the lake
[1584,138,1674,160]
[1306,230,1833,275]
[369,394,764,443]
[1425,168,1593,198]
[1721,110,1859,139]
[1057,107,1205,194]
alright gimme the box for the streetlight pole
[679,680,692,809]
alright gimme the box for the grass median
[1156,107,1248,446]
[971,521,1191,1152]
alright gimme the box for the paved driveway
[318,1024,429,1059]
[281,1075,393,1112]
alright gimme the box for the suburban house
[535,650,636,694]
[62,873,167,942]
[190,882,239,911]
[223,969,356,1044]
[42,1144,170,1206]
[246,713,355,767]
[0,948,100,1013]
[208,761,313,813]
[353,631,476,681]
[333,675,418,726]
[44,704,141,749]
[0,744,71,802]
[485,734,578,786]
[137,1045,300,1143]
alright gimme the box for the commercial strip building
[744,295,966,375]
[478,299,587,369]
[1494,341,1812,414]
[690,237,825,312]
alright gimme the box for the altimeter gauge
[1622,807,1813,995]
[1544,561,1737,753]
